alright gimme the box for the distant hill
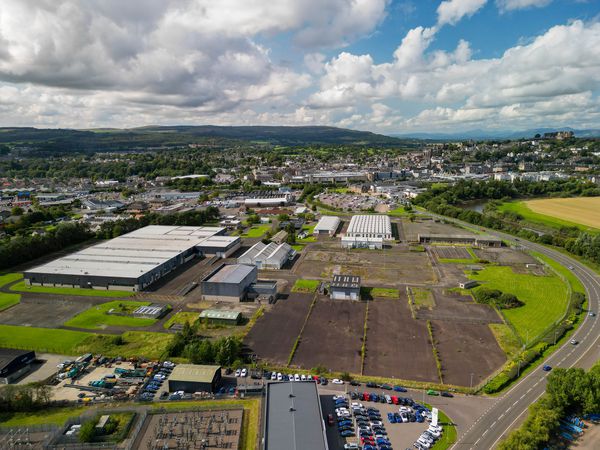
[0,125,413,153]
[392,127,600,141]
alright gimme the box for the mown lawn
[10,281,134,298]
[64,301,156,329]
[489,323,521,358]
[361,287,398,299]
[241,225,271,238]
[0,325,93,354]
[532,251,586,294]
[0,293,20,311]
[76,331,174,360]
[291,279,320,293]
[163,311,199,329]
[298,224,317,242]
[468,266,568,342]
[0,272,23,287]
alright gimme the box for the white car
[370,420,383,427]
[301,374,307,381]
[351,402,363,409]
[270,372,277,380]
[294,374,300,381]
[277,372,283,381]
[332,378,344,384]
[235,369,241,377]
[333,395,346,401]
[344,445,360,450]
[427,428,442,438]
[240,368,247,377]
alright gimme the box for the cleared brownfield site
[526,197,600,229]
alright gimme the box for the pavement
[422,213,600,449]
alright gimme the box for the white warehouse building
[313,215,341,236]
[237,241,296,270]
[342,215,392,249]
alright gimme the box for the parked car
[332,378,344,385]
[240,368,247,377]
[340,430,355,437]
[393,385,407,392]
[380,384,392,390]
[350,380,361,386]
[277,372,283,381]
[366,381,379,388]
[426,389,439,396]
[441,391,453,398]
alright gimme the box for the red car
[391,395,399,405]
[327,414,334,426]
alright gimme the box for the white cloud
[437,0,487,26]
[496,0,552,13]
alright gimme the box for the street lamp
[469,373,474,390]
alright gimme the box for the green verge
[10,281,134,298]
[291,279,320,293]
[241,224,271,238]
[0,406,86,427]
[531,251,586,294]
[0,325,93,354]
[467,266,568,342]
[422,405,457,450]
[0,293,20,311]
[488,323,521,358]
[497,201,600,234]
[64,301,156,329]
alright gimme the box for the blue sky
[0,0,598,133]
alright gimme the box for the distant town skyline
[0,0,598,132]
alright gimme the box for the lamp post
[469,373,474,390]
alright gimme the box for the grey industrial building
[418,234,502,247]
[0,348,36,384]
[346,215,392,239]
[330,275,361,301]
[200,264,258,302]
[23,225,240,292]
[237,241,296,270]
[199,309,243,325]
[263,381,328,450]
[167,364,221,393]
[313,216,340,236]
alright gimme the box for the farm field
[498,198,600,232]
[467,266,568,342]
[64,300,156,329]
[10,281,135,298]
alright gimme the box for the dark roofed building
[330,274,361,301]
[200,264,258,302]
[264,381,328,450]
[0,348,36,384]
[168,364,221,393]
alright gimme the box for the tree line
[499,361,600,449]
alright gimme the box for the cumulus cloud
[437,0,487,26]
[496,0,552,13]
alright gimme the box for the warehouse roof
[199,310,241,320]
[347,215,391,236]
[169,364,221,383]
[265,382,327,450]
[203,264,256,284]
[24,225,226,280]
[313,215,340,233]
[0,348,35,372]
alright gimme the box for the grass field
[361,287,398,299]
[64,301,156,329]
[298,224,317,242]
[468,266,568,342]
[163,311,199,329]
[411,287,435,309]
[489,323,521,358]
[76,331,174,360]
[241,224,271,238]
[0,325,93,354]
[0,293,21,311]
[291,279,320,293]
[532,251,586,294]
[498,199,600,233]
[10,281,134,298]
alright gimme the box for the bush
[474,287,523,309]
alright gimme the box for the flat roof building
[418,234,502,247]
[0,348,36,384]
[23,225,235,291]
[201,264,258,302]
[313,216,341,236]
[346,215,392,239]
[330,275,361,301]
[263,381,328,450]
[132,304,169,319]
[237,242,296,270]
[168,364,221,393]
[199,309,242,324]
[341,236,384,250]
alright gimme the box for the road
[423,214,600,449]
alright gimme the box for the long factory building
[24,225,240,292]
[342,214,392,249]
